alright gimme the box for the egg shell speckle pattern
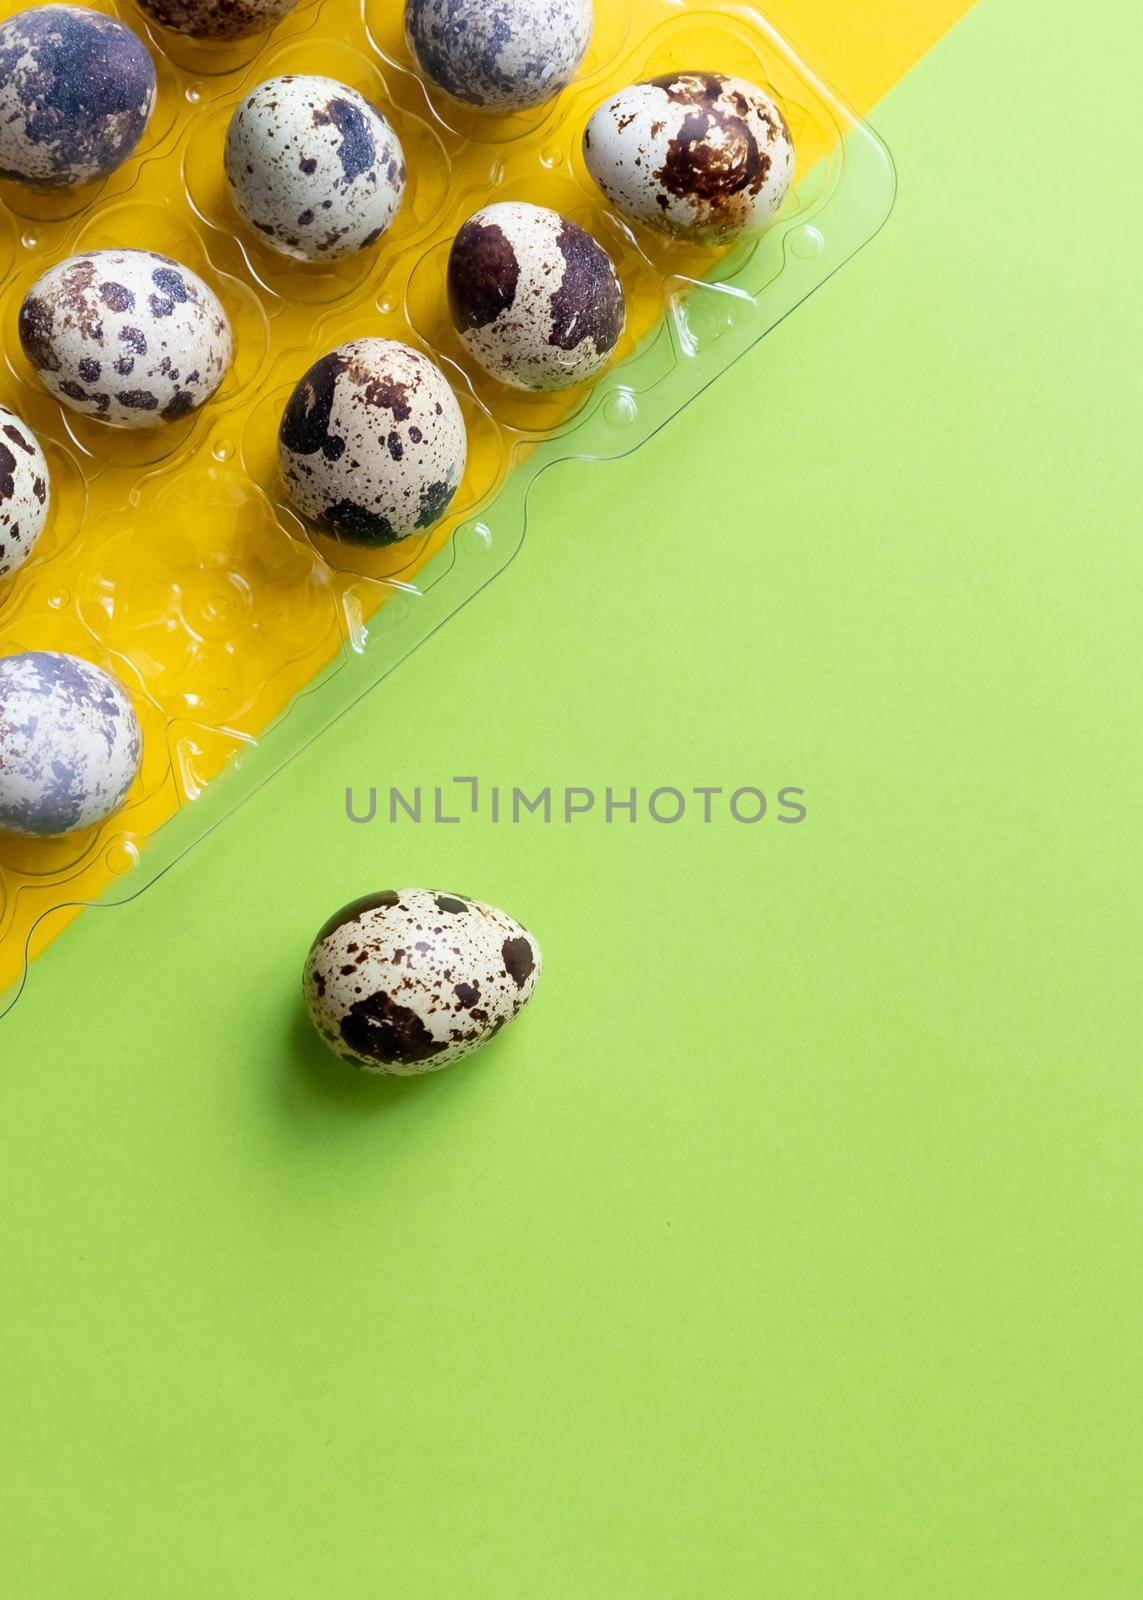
[449,201,625,391]
[405,0,593,112]
[135,0,298,42]
[279,337,467,546]
[225,75,406,263]
[0,5,156,189]
[19,249,233,429]
[0,651,142,837]
[0,407,50,582]
[304,888,543,1073]
[584,71,795,243]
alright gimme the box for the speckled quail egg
[19,249,233,429]
[135,0,297,42]
[0,6,155,189]
[279,338,466,545]
[406,0,592,112]
[225,75,406,263]
[449,202,624,391]
[584,71,795,244]
[304,888,543,1073]
[0,651,142,836]
[0,407,50,581]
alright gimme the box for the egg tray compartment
[0,0,894,1012]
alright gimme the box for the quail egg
[0,5,155,189]
[304,888,543,1073]
[406,0,592,112]
[135,0,298,42]
[279,338,466,545]
[19,249,233,429]
[0,651,142,836]
[449,201,624,391]
[584,71,795,243]
[0,407,50,581]
[225,75,406,263]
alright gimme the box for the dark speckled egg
[584,72,795,244]
[449,201,624,391]
[135,0,298,41]
[0,651,142,837]
[406,0,592,112]
[279,338,467,546]
[226,75,406,262]
[19,249,233,429]
[304,889,543,1074]
[0,406,51,582]
[0,6,155,189]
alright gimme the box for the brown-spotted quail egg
[406,0,592,112]
[448,202,624,391]
[135,0,297,42]
[0,6,156,189]
[0,407,50,581]
[0,651,142,836]
[279,338,467,546]
[584,71,795,244]
[304,888,543,1073]
[225,76,406,263]
[18,249,233,429]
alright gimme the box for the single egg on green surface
[304,889,543,1073]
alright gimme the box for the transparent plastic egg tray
[0,0,895,1011]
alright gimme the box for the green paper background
[2,0,1141,1593]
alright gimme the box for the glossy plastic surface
[0,0,895,1007]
